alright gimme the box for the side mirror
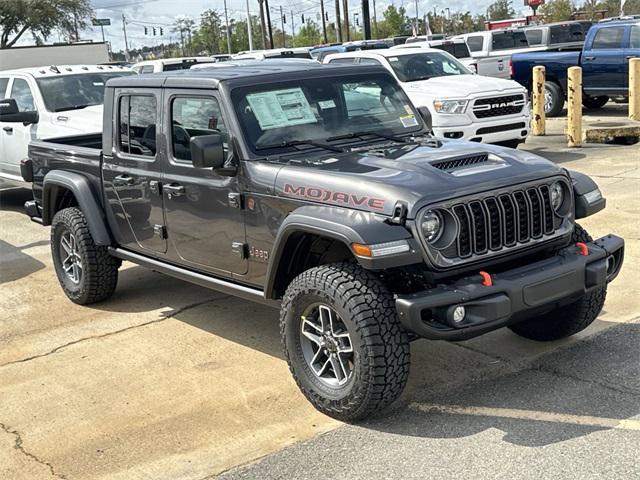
[190,134,225,169]
[417,106,433,132]
[0,99,39,125]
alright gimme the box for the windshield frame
[386,51,472,83]
[36,71,134,113]
[228,71,426,157]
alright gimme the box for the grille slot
[473,94,525,119]
[430,154,489,172]
[449,184,557,258]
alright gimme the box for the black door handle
[164,184,185,199]
[3,126,12,133]
[584,56,595,61]
[113,174,135,186]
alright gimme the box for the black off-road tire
[545,81,564,117]
[582,95,609,110]
[508,224,606,341]
[51,207,119,305]
[281,262,410,421]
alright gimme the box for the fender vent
[430,153,489,172]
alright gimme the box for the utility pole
[320,0,328,43]
[122,14,130,62]
[291,10,295,38]
[257,0,268,49]
[342,0,350,41]
[335,0,342,42]
[372,0,377,38]
[246,0,254,50]
[362,0,371,39]
[280,5,286,47]
[414,0,419,34]
[264,0,274,48]
[223,0,232,54]
[178,27,185,56]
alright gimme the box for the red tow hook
[576,242,589,256]
[479,271,493,287]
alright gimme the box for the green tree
[172,16,196,55]
[595,0,640,15]
[0,0,92,48]
[191,9,224,55]
[292,21,322,47]
[539,0,575,22]
[487,0,516,20]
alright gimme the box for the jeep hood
[273,140,565,218]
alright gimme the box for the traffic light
[283,15,286,23]
[325,12,329,21]
[301,14,305,23]
[144,26,148,34]
[153,27,156,35]
[159,27,163,35]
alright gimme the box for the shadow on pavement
[0,186,31,214]
[0,238,46,283]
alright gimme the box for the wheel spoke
[329,355,348,384]
[60,236,72,255]
[319,305,332,332]
[301,328,323,347]
[336,334,353,353]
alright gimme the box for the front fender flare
[264,205,423,299]
[42,170,112,245]
[567,170,606,219]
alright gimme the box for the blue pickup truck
[511,18,640,116]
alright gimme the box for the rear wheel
[281,262,410,421]
[544,82,564,117]
[582,95,609,110]
[51,207,119,305]
[508,224,606,341]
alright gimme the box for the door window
[170,96,227,162]
[466,36,484,52]
[525,29,543,46]
[630,25,640,49]
[10,78,35,111]
[0,78,8,98]
[592,27,625,49]
[118,94,157,156]
[358,58,382,65]
[491,31,529,50]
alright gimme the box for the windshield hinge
[388,201,408,225]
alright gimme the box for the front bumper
[396,234,624,341]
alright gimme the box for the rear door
[161,89,247,276]
[102,90,167,254]
[582,25,626,93]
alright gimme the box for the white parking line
[410,403,640,431]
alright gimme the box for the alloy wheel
[59,231,83,284]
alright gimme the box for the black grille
[430,154,489,172]
[473,94,525,119]
[476,122,526,135]
[450,185,556,258]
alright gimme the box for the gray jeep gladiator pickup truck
[17,63,624,420]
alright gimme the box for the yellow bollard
[567,66,582,147]
[630,58,640,121]
[532,66,546,135]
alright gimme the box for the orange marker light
[479,271,492,287]
[351,243,373,257]
[576,242,589,256]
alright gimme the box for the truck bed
[511,50,581,91]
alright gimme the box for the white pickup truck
[453,29,537,79]
[323,48,529,147]
[0,65,132,185]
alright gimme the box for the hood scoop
[429,152,508,176]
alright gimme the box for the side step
[108,247,280,309]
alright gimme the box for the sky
[77,0,531,51]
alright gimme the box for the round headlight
[421,210,443,242]
[550,182,564,211]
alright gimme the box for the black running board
[108,247,279,309]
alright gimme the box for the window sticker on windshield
[400,114,418,128]
[246,87,317,130]
[318,99,336,109]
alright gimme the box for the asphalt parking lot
[1,104,639,479]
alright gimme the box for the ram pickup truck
[18,63,624,420]
[520,21,592,52]
[511,18,640,116]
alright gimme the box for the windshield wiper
[54,104,92,112]
[326,130,409,144]
[255,139,345,153]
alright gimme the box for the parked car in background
[0,42,110,71]
[131,57,215,73]
[520,21,592,51]
[454,29,536,79]
[0,65,132,185]
[405,34,447,43]
[511,18,640,116]
[232,47,313,60]
[392,39,478,73]
[310,41,388,62]
[324,48,529,147]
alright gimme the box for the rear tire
[545,81,564,117]
[582,95,609,110]
[508,224,606,341]
[51,207,119,305]
[280,262,410,421]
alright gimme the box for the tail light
[509,58,514,78]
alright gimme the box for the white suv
[323,48,529,147]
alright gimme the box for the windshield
[387,52,470,82]
[231,73,423,154]
[431,42,471,59]
[37,71,134,112]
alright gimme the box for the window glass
[10,78,35,111]
[525,29,543,45]
[387,52,470,82]
[327,57,355,64]
[630,25,640,49]
[118,95,157,156]
[466,36,484,52]
[491,31,529,50]
[432,42,471,59]
[549,22,590,44]
[0,78,8,98]
[141,65,154,73]
[592,27,624,49]
[358,58,382,65]
[171,96,227,161]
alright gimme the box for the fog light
[452,305,466,324]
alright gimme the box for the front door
[582,26,626,93]
[1,77,37,178]
[102,90,167,254]
[161,90,247,276]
